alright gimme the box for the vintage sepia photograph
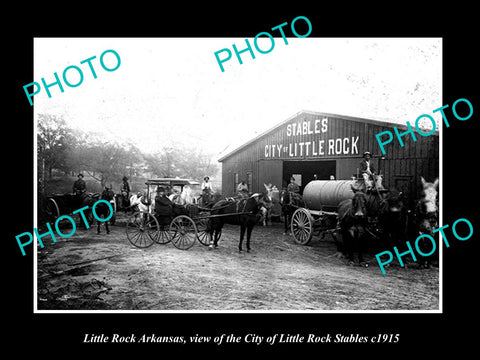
[33,37,441,312]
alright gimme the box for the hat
[156,186,165,193]
[363,151,372,157]
[122,176,129,181]
[204,176,210,181]
[77,173,84,178]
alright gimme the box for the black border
[7,6,478,354]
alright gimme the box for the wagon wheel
[45,198,60,220]
[170,215,197,250]
[291,208,314,245]
[126,211,159,248]
[152,217,172,245]
[195,217,222,246]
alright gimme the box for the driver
[72,173,87,196]
[359,151,376,191]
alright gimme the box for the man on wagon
[72,173,87,196]
[359,151,376,191]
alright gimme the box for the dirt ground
[36,215,439,311]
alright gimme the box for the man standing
[121,176,131,207]
[287,176,300,193]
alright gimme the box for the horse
[411,176,439,268]
[76,192,100,228]
[96,188,115,234]
[337,190,368,266]
[130,192,150,213]
[208,193,269,252]
[199,188,214,207]
[279,190,306,234]
[257,183,276,226]
[376,189,408,249]
[170,185,195,206]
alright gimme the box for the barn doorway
[283,160,336,194]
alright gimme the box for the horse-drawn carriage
[124,178,209,250]
[124,178,262,251]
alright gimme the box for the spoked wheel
[152,221,172,245]
[126,211,159,248]
[291,208,314,245]
[170,215,197,250]
[45,198,60,221]
[195,217,222,246]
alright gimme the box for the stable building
[218,110,439,202]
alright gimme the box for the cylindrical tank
[302,180,356,210]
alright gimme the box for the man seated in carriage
[154,186,173,224]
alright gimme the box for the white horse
[362,174,385,192]
[260,183,276,226]
[170,185,195,206]
[130,193,149,212]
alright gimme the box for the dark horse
[363,188,408,249]
[279,190,306,234]
[337,190,368,266]
[95,188,115,234]
[208,193,269,252]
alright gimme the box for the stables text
[264,117,359,158]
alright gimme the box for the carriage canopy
[145,178,200,196]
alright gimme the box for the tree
[74,136,141,189]
[143,145,219,181]
[37,114,77,180]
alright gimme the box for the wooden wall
[220,111,439,201]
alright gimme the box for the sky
[34,37,442,159]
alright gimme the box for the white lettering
[343,137,350,154]
[277,144,283,157]
[322,118,328,132]
[319,140,325,155]
[314,119,321,133]
[302,122,308,135]
[305,141,311,156]
[351,136,359,154]
[328,139,334,155]
[335,138,342,154]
